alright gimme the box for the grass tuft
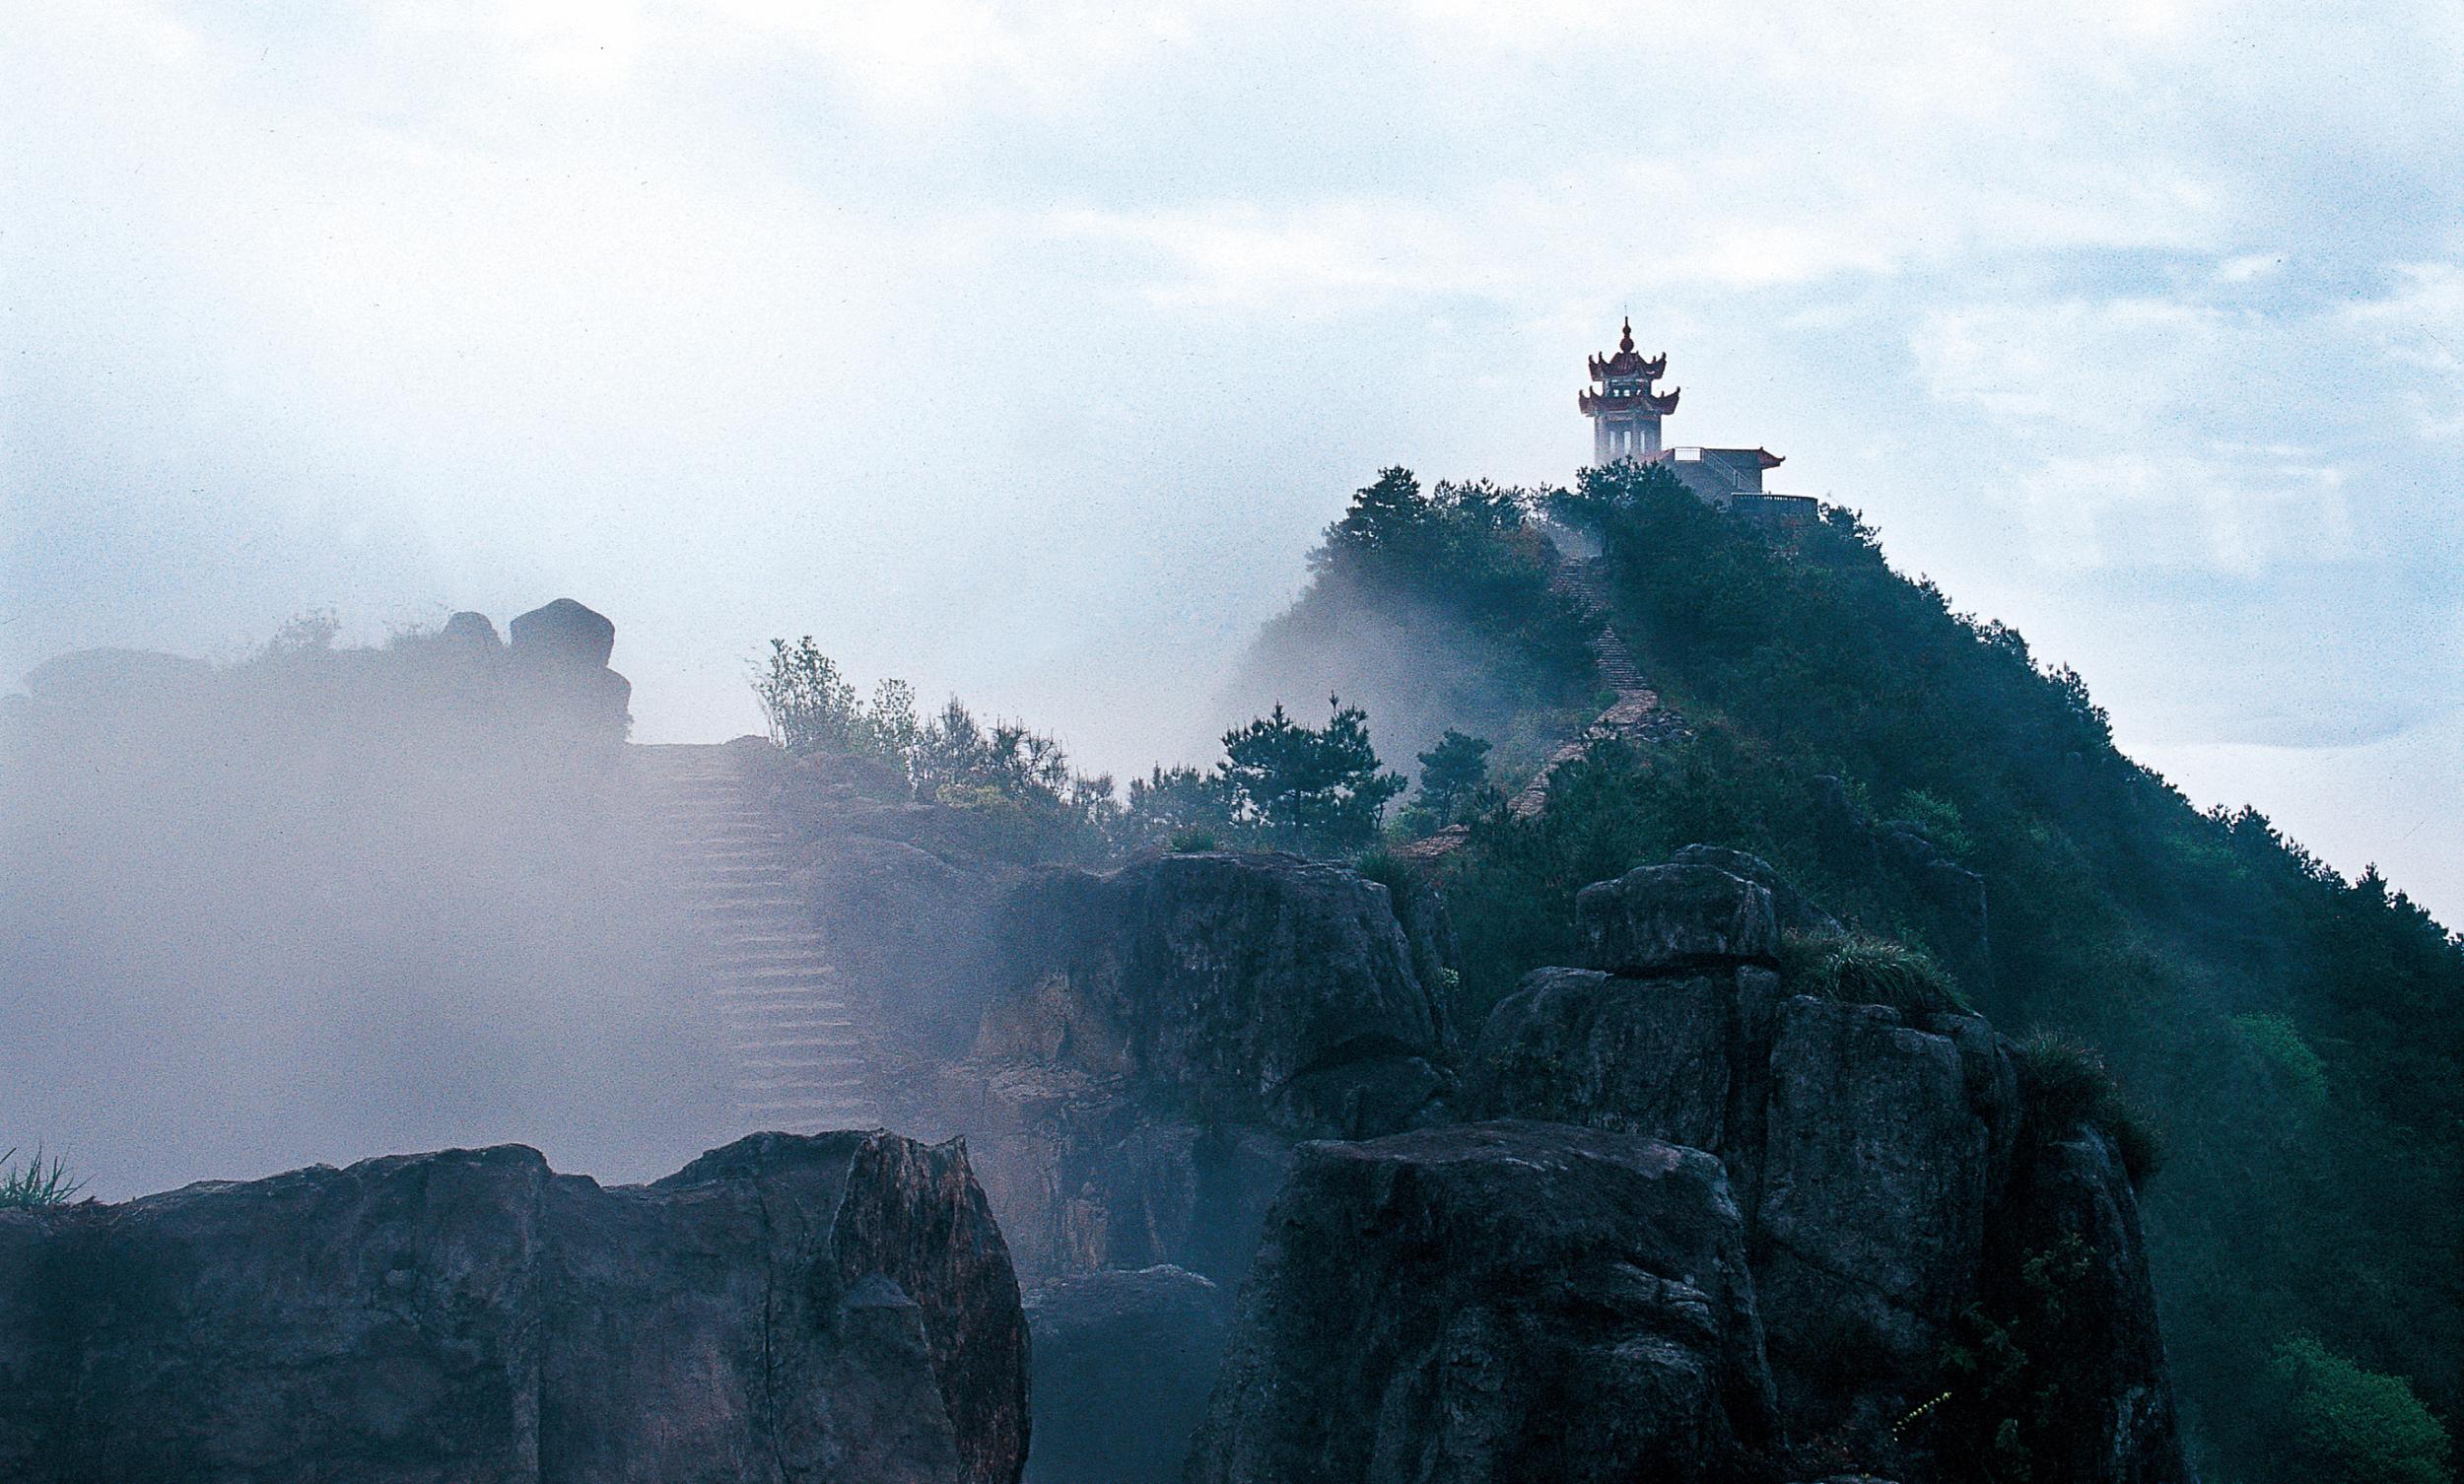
[1782,930,1971,1017]
[2014,1033,2166,1186]
[0,1146,86,1210]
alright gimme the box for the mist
[7,2,2460,925]
[0,612,741,1199]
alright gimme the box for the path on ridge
[632,744,882,1131]
[1501,554,1684,820]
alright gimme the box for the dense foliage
[755,637,1121,862]
[757,642,1407,861]
[1230,469,1600,778]
[1401,727,1497,833]
[1128,697,1406,856]
[1345,460,2458,1482]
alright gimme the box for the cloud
[4,0,2461,918]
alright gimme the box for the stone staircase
[631,744,882,1131]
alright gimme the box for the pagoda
[1579,318,1679,463]
[1580,319,1809,526]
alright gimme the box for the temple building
[1581,319,1814,526]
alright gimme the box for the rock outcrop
[1187,1120,1777,1484]
[1576,860,1781,975]
[0,1132,1028,1484]
[986,851,1451,1132]
[1468,851,2179,1483]
[920,850,1452,1284]
[1976,1124,2187,1484]
[508,598,632,740]
[1025,1265,1228,1484]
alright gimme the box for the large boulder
[1470,965,1782,1154]
[439,610,507,654]
[508,598,617,670]
[1470,849,2054,1473]
[1467,848,2186,1481]
[1669,845,1843,938]
[923,851,1450,1288]
[1576,862,1780,976]
[1188,1121,1778,1484]
[984,850,1450,1137]
[912,1056,1296,1287]
[1472,969,2016,1425]
[790,834,1006,1055]
[1025,1265,1228,1484]
[1752,997,2006,1427]
[0,1132,1028,1484]
[506,599,630,741]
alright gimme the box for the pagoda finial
[1619,317,1635,353]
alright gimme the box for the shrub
[2016,1032,2166,1185]
[2267,1334,2453,1484]
[1217,698,1407,854]
[2236,1012,2331,1106]
[1892,788,1975,857]
[1167,826,1220,853]
[0,1147,85,1210]
[1785,931,1970,1017]
[1409,729,1495,829]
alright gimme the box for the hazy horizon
[6,1,2458,921]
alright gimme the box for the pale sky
[5,1,2459,921]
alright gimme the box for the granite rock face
[1980,1126,2188,1484]
[987,851,1450,1133]
[1576,862,1781,976]
[1025,1265,1228,1484]
[0,1132,1028,1484]
[1187,1121,1777,1484]
[1468,850,2177,1482]
[927,850,1452,1286]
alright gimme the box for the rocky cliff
[1446,853,2183,1482]
[902,849,1452,1286]
[1189,1120,1778,1484]
[0,1131,1028,1484]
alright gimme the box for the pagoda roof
[1579,385,1679,416]
[1588,318,1668,383]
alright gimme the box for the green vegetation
[0,1147,85,1210]
[1782,931,1970,1017]
[754,639,1120,862]
[1235,469,1599,782]
[1295,457,2460,1480]
[2235,1011,2331,1106]
[1400,728,1496,833]
[1128,697,1405,857]
[2012,1031,2165,1186]
[1936,1233,2097,1484]
[2263,1335,2455,1484]
[758,641,1410,862]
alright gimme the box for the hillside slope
[1268,461,2461,1484]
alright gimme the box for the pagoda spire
[1580,317,1677,463]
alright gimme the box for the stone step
[734,1052,871,1070]
[735,1077,874,1098]
[714,989,851,1011]
[711,950,834,971]
[733,1035,868,1051]
[720,1009,855,1027]
[709,941,832,961]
